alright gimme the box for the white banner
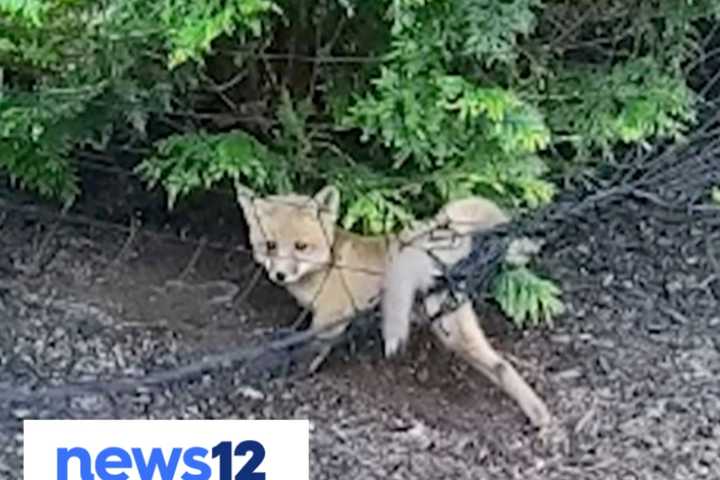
[24,419,309,480]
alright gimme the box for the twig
[105,215,140,274]
[629,189,686,210]
[217,50,381,64]
[235,266,263,305]
[204,71,247,92]
[573,397,598,435]
[177,235,207,281]
[705,234,720,276]
[28,204,68,275]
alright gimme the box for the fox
[235,182,552,429]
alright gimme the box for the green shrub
[136,130,292,209]
[0,0,276,201]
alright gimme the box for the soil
[1,159,719,479]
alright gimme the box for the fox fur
[235,183,552,428]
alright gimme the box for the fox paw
[383,337,407,358]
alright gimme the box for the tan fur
[236,183,552,428]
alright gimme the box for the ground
[1,164,719,479]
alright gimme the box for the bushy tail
[381,247,437,357]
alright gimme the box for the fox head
[236,183,340,285]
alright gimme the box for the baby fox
[235,183,552,428]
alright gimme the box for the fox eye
[266,241,277,252]
[294,241,308,251]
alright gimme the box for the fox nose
[274,271,286,283]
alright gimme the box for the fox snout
[265,258,302,284]
[271,269,298,284]
[257,240,333,285]
[267,266,294,284]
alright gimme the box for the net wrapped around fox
[407,124,720,322]
[421,226,515,320]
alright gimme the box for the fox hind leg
[425,293,553,428]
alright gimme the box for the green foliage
[493,266,564,329]
[543,57,696,159]
[0,0,48,25]
[161,0,279,68]
[0,89,93,201]
[2,0,709,218]
[343,0,555,222]
[136,130,292,209]
[337,180,417,234]
[0,0,276,201]
[336,0,557,230]
[387,0,541,67]
[347,73,550,168]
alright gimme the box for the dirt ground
[1,162,719,479]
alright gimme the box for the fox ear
[313,185,340,218]
[234,180,256,215]
[234,180,262,233]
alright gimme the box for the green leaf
[492,267,564,329]
[136,130,290,209]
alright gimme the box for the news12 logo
[23,419,309,480]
